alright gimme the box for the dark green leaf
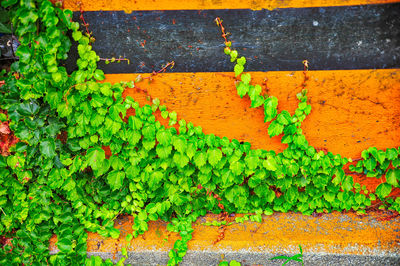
[0,22,11,34]
[40,139,56,158]
[57,238,72,253]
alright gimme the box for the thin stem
[99,57,130,64]
[0,57,18,61]
[63,82,86,105]
[141,61,175,81]
[0,206,6,216]
[78,1,91,36]
[215,17,228,43]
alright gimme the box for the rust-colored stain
[102,69,400,193]
[63,0,399,11]
[49,211,400,255]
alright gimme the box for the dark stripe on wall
[64,3,400,73]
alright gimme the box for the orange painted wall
[48,0,400,257]
[105,69,400,192]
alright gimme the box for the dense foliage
[0,1,399,265]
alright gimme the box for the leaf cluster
[0,2,399,265]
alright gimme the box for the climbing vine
[0,1,399,265]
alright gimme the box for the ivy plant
[0,3,399,266]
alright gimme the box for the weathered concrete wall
[59,0,400,263]
[64,4,400,73]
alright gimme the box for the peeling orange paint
[104,69,400,193]
[63,0,399,12]
[47,69,400,257]
[49,211,400,255]
[106,69,400,158]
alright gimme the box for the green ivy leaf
[375,183,392,198]
[0,21,11,34]
[236,82,249,98]
[72,30,82,41]
[149,171,164,189]
[18,101,40,116]
[248,84,261,99]
[172,136,187,153]
[20,10,38,25]
[194,152,207,168]
[277,110,291,125]
[86,146,105,171]
[122,247,128,257]
[108,228,120,239]
[234,64,244,77]
[364,157,376,171]
[110,155,124,171]
[229,260,241,266]
[264,96,278,122]
[237,56,246,66]
[156,145,172,159]
[85,256,103,266]
[156,129,172,145]
[161,110,169,119]
[241,73,251,84]
[386,148,398,161]
[52,71,62,83]
[107,170,126,191]
[126,129,141,146]
[375,150,386,164]
[245,155,260,170]
[100,83,113,96]
[230,161,244,176]
[386,169,400,187]
[173,152,189,168]
[268,120,284,137]
[15,45,31,63]
[230,50,238,61]
[40,139,56,158]
[250,95,264,108]
[57,238,72,253]
[254,185,275,202]
[323,192,335,202]
[126,234,133,242]
[207,148,222,166]
[142,124,155,140]
[342,176,354,191]
[1,0,18,8]
[263,157,278,171]
[93,69,105,81]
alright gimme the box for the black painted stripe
[64,3,400,73]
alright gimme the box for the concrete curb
[88,251,400,265]
[50,211,400,265]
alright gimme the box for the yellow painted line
[49,211,400,255]
[63,0,399,12]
